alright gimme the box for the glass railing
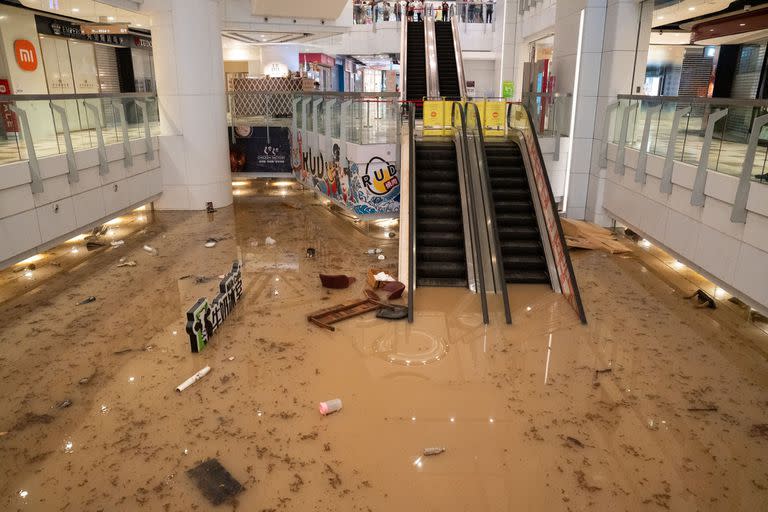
[606,95,768,184]
[352,1,496,25]
[521,92,572,138]
[0,93,159,167]
[287,92,400,145]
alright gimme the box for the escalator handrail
[450,16,468,99]
[505,103,588,324]
[464,101,512,324]
[400,15,408,102]
[407,104,416,323]
[451,101,489,324]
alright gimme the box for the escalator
[484,141,550,284]
[435,21,461,100]
[406,21,426,117]
[414,140,467,287]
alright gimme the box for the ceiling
[652,0,733,28]
[18,0,149,28]
[222,30,338,45]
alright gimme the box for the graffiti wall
[290,131,400,216]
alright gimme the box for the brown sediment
[0,180,766,511]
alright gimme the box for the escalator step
[496,212,537,225]
[504,270,550,284]
[502,254,547,269]
[499,239,542,254]
[417,231,464,247]
[417,261,467,278]
[416,277,469,288]
[417,246,466,262]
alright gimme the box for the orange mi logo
[14,40,37,71]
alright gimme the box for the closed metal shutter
[95,44,119,127]
[726,43,767,142]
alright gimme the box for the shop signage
[0,79,19,132]
[300,52,335,68]
[185,261,243,353]
[502,80,515,98]
[264,62,289,78]
[81,23,129,35]
[37,15,149,48]
[229,126,291,173]
[14,40,38,71]
[362,156,398,196]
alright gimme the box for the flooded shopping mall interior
[1,1,768,511]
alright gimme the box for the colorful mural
[291,130,400,216]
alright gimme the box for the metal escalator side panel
[452,127,478,293]
[450,16,468,99]
[407,107,416,322]
[508,108,588,324]
[424,17,441,100]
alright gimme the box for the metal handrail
[465,101,512,324]
[450,15,468,99]
[616,94,768,108]
[451,101,489,324]
[400,12,408,101]
[407,104,416,323]
[424,16,440,99]
[3,92,156,101]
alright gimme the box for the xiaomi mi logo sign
[14,40,38,71]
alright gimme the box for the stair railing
[465,101,512,324]
[451,101,489,324]
[407,104,416,323]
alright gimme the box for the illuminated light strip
[563,9,585,214]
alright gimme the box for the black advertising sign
[185,262,243,353]
[229,126,291,173]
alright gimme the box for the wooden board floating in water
[307,298,381,331]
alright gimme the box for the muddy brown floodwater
[1,180,767,511]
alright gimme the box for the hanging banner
[0,79,18,132]
[185,262,244,353]
[229,126,292,173]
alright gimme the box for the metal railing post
[324,98,335,158]
[8,104,43,193]
[83,101,109,176]
[613,102,638,176]
[291,97,301,149]
[731,113,768,223]
[135,99,155,161]
[600,101,619,168]
[691,108,728,206]
[660,106,690,194]
[112,100,133,167]
[552,98,560,161]
[49,102,78,183]
[635,104,661,184]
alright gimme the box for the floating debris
[143,245,158,256]
[117,261,136,268]
[204,239,217,248]
[265,236,276,246]
[319,398,342,416]
[377,254,386,261]
[55,399,72,409]
[685,289,716,309]
[306,247,316,259]
[86,241,105,251]
[110,240,125,247]
[206,202,216,214]
[688,406,718,412]
[113,348,132,355]
[227,356,235,362]
[78,377,90,385]
[423,447,446,456]
[565,436,584,448]
[319,274,356,289]
[176,366,211,393]
[0,431,8,438]
[77,296,96,305]
[186,458,243,506]
[376,306,408,320]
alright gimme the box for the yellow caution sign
[484,100,506,136]
[423,100,446,136]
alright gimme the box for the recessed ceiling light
[72,8,79,12]
[710,28,714,31]
[739,23,746,26]
[688,6,695,11]
[657,15,664,20]
[107,16,115,21]
[136,24,142,27]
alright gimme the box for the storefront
[299,52,335,91]
[0,3,155,140]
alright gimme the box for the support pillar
[149,0,232,210]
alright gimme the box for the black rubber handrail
[505,103,588,324]
[465,101,512,324]
[451,101,489,324]
[407,104,416,323]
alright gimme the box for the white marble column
[552,0,652,223]
[148,0,233,210]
